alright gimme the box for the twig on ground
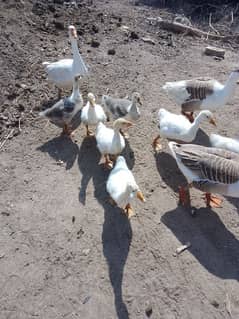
[18,116,22,132]
[156,17,239,41]
[209,13,220,35]
[0,129,14,151]
[226,293,232,317]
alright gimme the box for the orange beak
[209,118,216,126]
[136,191,146,202]
[125,121,133,128]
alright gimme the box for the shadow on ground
[92,162,132,319]
[77,136,101,205]
[161,206,239,280]
[37,135,79,170]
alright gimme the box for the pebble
[145,305,153,317]
[91,39,100,48]
[108,48,116,55]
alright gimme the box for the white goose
[162,70,239,122]
[169,142,239,208]
[96,118,133,169]
[43,25,88,98]
[210,133,239,154]
[81,93,107,137]
[106,156,145,218]
[152,108,216,152]
[39,75,83,136]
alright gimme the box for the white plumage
[162,70,239,112]
[157,108,215,142]
[210,133,239,154]
[81,93,107,136]
[96,120,127,155]
[152,108,216,152]
[96,118,133,168]
[106,156,145,217]
[43,25,88,93]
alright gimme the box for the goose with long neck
[39,75,83,136]
[152,108,216,152]
[42,25,88,98]
[96,118,133,169]
[162,70,239,122]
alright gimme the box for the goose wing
[173,143,239,184]
[181,78,216,112]
[103,96,131,118]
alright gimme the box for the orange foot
[62,124,73,137]
[152,135,162,152]
[86,130,94,137]
[103,160,113,170]
[178,186,191,206]
[204,193,223,208]
[124,203,135,219]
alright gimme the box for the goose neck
[70,38,80,57]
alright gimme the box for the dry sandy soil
[1,1,239,318]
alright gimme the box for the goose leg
[124,203,135,219]
[103,154,113,169]
[178,185,191,206]
[204,193,223,208]
[152,134,162,152]
[182,111,194,123]
[62,124,71,136]
[58,88,62,100]
[86,125,94,137]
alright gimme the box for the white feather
[210,133,239,154]
[106,156,139,208]
[96,122,125,155]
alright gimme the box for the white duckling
[162,70,239,122]
[152,108,216,152]
[210,133,239,154]
[81,93,107,137]
[169,142,239,208]
[96,118,133,169]
[42,25,88,98]
[39,75,83,136]
[106,156,145,218]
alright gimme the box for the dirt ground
[1,1,239,318]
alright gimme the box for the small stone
[142,37,156,45]
[145,305,153,317]
[1,212,10,216]
[108,48,116,55]
[211,300,220,308]
[53,20,65,30]
[82,249,90,256]
[130,31,139,40]
[91,39,100,48]
[92,25,99,33]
